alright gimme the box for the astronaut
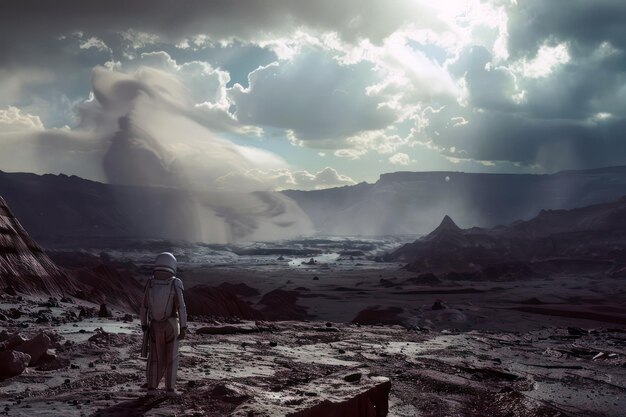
[140,252,187,395]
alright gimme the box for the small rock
[98,304,110,318]
[432,300,447,310]
[313,276,319,281]
[122,314,133,322]
[568,327,588,336]
[344,372,362,383]
[269,341,278,347]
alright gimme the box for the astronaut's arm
[174,279,187,329]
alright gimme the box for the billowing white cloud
[513,42,570,79]
[0,106,44,132]
[0,65,316,242]
[389,152,411,165]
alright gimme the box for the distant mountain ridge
[389,195,626,277]
[0,170,311,246]
[2,166,626,244]
[283,166,626,236]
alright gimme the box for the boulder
[0,350,31,378]
[98,303,110,318]
[14,333,50,365]
[3,332,26,350]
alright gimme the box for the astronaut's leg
[147,322,166,389]
[164,318,180,391]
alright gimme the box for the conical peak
[435,215,461,231]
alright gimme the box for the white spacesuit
[140,252,187,394]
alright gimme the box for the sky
[1,0,626,191]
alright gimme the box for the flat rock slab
[231,369,391,417]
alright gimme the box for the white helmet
[154,252,177,275]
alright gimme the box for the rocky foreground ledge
[1,293,625,416]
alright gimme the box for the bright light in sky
[0,0,625,189]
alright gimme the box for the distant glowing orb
[445,175,450,182]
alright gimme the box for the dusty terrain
[2,195,626,416]
[1,257,626,416]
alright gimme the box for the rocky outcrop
[232,369,391,417]
[185,285,265,320]
[351,306,405,326]
[257,289,311,320]
[217,282,260,298]
[0,196,75,296]
[0,332,58,379]
[50,251,144,313]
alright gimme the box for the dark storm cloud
[230,51,397,143]
[0,0,445,65]
[429,108,626,171]
[507,0,626,58]
[448,46,519,111]
[419,0,626,172]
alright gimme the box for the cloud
[0,106,44,132]
[230,50,397,144]
[0,65,315,242]
[448,46,522,110]
[333,130,408,159]
[419,105,626,172]
[3,0,626,181]
[79,36,111,52]
[216,167,356,191]
[506,0,626,59]
[389,152,411,165]
[0,0,452,62]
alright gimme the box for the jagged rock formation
[0,196,74,296]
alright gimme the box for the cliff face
[0,196,74,296]
[284,166,626,236]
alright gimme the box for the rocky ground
[1,288,625,417]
